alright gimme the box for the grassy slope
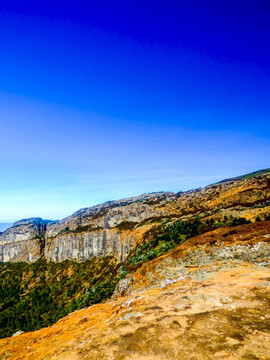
[211,168,270,185]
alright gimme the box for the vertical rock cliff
[0,218,51,262]
[44,192,173,262]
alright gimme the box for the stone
[226,337,241,346]
[214,350,231,357]
[12,330,24,337]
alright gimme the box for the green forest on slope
[0,256,121,338]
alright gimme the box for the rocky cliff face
[0,218,50,263]
[44,192,173,262]
[45,229,129,262]
[1,173,269,263]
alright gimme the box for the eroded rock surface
[0,218,50,262]
[0,174,269,263]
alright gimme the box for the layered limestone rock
[44,192,173,262]
[0,218,50,263]
[0,173,269,263]
[45,192,174,237]
[45,229,132,262]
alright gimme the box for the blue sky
[0,1,269,222]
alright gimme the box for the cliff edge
[0,171,269,264]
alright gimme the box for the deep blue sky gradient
[0,1,269,221]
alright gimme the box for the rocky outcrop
[0,173,269,263]
[0,218,51,262]
[45,229,133,262]
[124,220,270,295]
[44,192,173,262]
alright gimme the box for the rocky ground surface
[123,221,270,295]
[1,222,269,360]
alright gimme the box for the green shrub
[126,219,201,266]
[115,221,137,231]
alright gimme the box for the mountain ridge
[208,168,270,186]
[0,169,269,358]
[2,168,269,232]
[0,169,269,263]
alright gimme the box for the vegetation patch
[126,216,257,267]
[143,199,163,205]
[57,224,103,235]
[115,221,137,231]
[0,256,122,339]
[209,168,270,186]
[127,219,201,266]
[138,215,176,227]
[71,224,102,233]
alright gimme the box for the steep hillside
[1,221,269,359]
[0,256,120,339]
